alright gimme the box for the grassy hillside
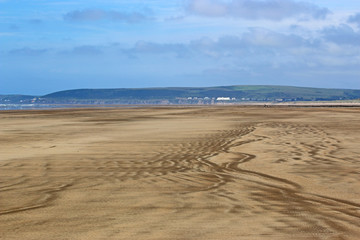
[42,85,360,102]
[0,95,36,103]
[2,85,360,105]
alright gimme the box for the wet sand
[1,106,360,239]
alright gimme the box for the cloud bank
[9,47,48,56]
[125,28,311,58]
[63,9,152,23]
[322,24,360,46]
[348,12,360,27]
[186,0,330,20]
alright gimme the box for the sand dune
[1,107,360,239]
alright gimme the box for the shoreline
[2,101,360,111]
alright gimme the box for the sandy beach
[1,106,360,239]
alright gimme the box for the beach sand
[1,106,360,239]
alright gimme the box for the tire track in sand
[139,122,360,237]
[1,120,359,238]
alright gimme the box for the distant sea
[0,104,74,110]
[0,104,144,111]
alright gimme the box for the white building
[216,97,231,101]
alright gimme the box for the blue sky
[1,0,360,95]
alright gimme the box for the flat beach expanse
[1,106,360,239]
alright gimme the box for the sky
[1,0,360,95]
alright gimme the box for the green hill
[2,85,360,104]
[0,94,36,103]
[42,85,360,103]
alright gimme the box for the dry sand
[0,106,360,240]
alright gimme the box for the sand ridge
[0,107,360,239]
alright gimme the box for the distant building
[216,97,231,101]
